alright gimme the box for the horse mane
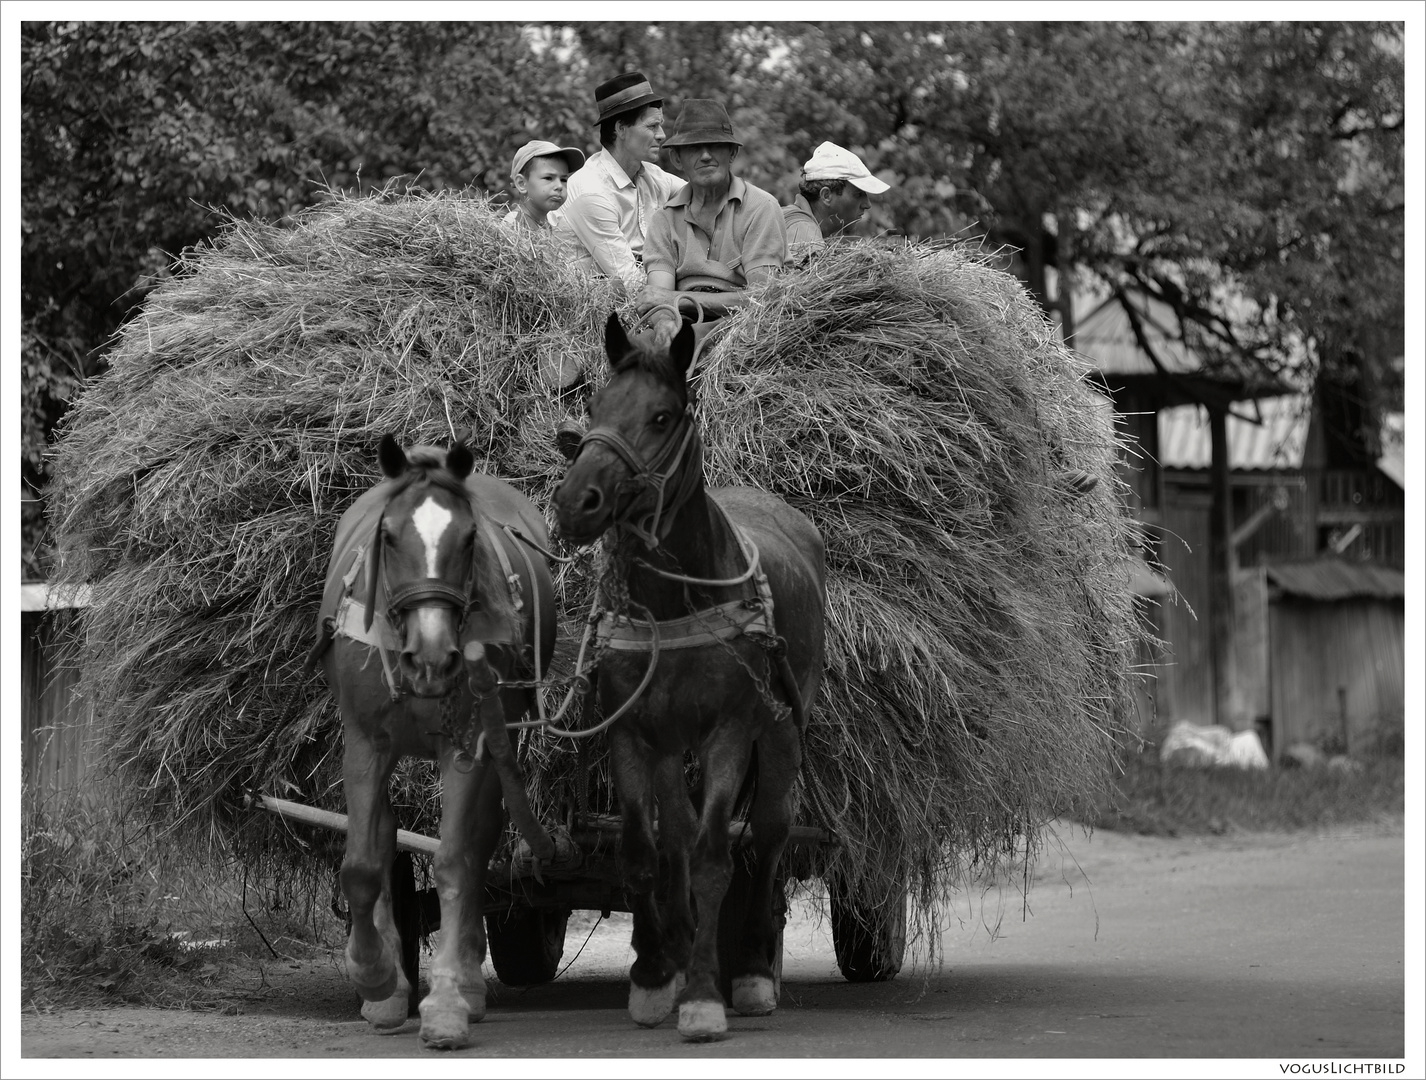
[609,337,691,406]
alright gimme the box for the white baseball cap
[511,140,586,178]
[801,142,890,194]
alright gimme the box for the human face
[617,107,666,164]
[821,182,872,236]
[516,156,572,216]
[674,144,737,192]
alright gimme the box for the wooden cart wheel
[716,848,786,1003]
[389,851,423,1006]
[486,905,570,987]
[829,879,906,983]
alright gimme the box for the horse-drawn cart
[249,792,907,997]
[52,193,1138,1045]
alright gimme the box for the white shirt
[552,149,683,293]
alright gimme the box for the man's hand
[634,284,682,318]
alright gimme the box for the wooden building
[1072,287,1405,755]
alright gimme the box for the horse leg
[653,754,696,977]
[339,730,408,1031]
[730,719,800,1017]
[679,729,755,1041]
[417,736,503,1050]
[612,727,679,1027]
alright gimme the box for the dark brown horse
[317,434,555,1049]
[553,314,826,1041]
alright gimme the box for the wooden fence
[20,585,98,801]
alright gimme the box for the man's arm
[558,192,646,294]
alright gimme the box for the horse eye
[652,411,671,429]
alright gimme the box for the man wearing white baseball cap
[782,141,891,262]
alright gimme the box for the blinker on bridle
[575,402,703,549]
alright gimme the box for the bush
[20,782,341,1010]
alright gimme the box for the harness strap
[597,525,775,652]
[480,516,524,613]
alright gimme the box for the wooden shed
[21,582,97,798]
[1233,560,1405,759]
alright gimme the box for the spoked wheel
[716,847,786,1003]
[828,875,907,983]
[486,905,570,987]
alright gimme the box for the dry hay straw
[49,190,1145,942]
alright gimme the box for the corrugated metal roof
[1074,291,1206,376]
[1265,560,1405,601]
[1158,397,1311,471]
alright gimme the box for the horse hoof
[349,966,398,1004]
[628,975,679,1027]
[418,995,472,1050]
[677,999,728,1041]
[731,974,777,1016]
[361,992,409,1032]
[460,982,487,1022]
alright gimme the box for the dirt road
[18,822,1408,1066]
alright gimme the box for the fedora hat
[594,71,662,125]
[661,99,742,149]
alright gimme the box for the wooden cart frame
[251,793,907,996]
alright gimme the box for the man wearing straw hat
[782,141,891,263]
[635,99,787,348]
[553,71,683,294]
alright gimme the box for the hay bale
[49,191,1144,937]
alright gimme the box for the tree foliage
[20,20,1406,574]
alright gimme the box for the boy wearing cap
[502,140,586,234]
[783,142,891,263]
[553,71,683,292]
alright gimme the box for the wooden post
[1208,404,1241,729]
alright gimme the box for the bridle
[363,483,484,642]
[574,402,704,549]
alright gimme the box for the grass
[1092,750,1406,837]
[20,781,345,1012]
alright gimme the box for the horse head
[554,313,703,548]
[368,433,480,697]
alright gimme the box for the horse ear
[668,320,697,375]
[604,312,632,365]
[378,434,407,478]
[446,441,474,480]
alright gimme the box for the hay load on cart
[49,190,1144,979]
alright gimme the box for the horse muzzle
[394,604,466,696]
[552,470,616,546]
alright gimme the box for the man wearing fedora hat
[636,99,786,344]
[783,141,892,262]
[553,71,683,294]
